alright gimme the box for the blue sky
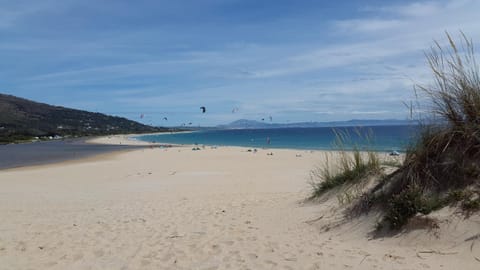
[1,0,480,126]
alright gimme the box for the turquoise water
[137,125,418,151]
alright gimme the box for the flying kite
[163,117,168,121]
[231,107,239,113]
[200,106,206,113]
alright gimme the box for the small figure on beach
[389,150,400,156]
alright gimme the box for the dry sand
[0,135,478,269]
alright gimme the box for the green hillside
[0,93,168,143]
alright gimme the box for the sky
[1,0,480,126]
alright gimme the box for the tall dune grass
[309,129,381,198]
[364,33,480,229]
[309,33,480,231]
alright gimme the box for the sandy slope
[0,136,478,269]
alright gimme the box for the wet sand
[0,138,148,170]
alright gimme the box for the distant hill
[0,93,168,143]
[218,119,416,129]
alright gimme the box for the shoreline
[0,133,403,171]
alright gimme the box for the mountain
[218,119,272,129]
[218,119,415,129]
[0,93,168,143]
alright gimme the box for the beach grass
[360,33,480,230]
[309,33,480,231]
[309,129,382,199]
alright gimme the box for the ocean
[136,125,418,152]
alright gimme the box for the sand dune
[0,136,478,269]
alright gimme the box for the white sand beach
[0,135,478,269]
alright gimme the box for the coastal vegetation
[0,93,169,144]
[309,129,382,198]
[310,33,480,230]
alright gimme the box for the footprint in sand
[73,253,84,261]
[247,253,258,259]
[44,261,58,267]
[283,256,297,262]
[201,266,219,270]
[161,252,174,262]
[307,262,321,270]
[176,250,187,259]
[223,240,234,246]
[265,260,278,267]
[210,244,222,255]
[93,249,104,257]
[246,236,257,241]
[16,241,27,252]
[383,253,405,262]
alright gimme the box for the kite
[200,106,206,113]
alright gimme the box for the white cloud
[334,19,405,33]
[0,0,74,29]
[385,1,442,17]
